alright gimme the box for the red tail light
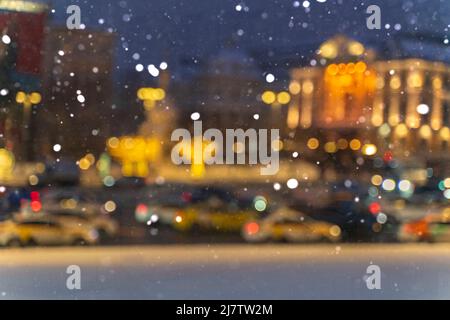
[181,192,192,203]
[245,222,260,235]
[135,203,148,217]
[30,192,42,212]
[369,202,381,215]
[30,201,42,212]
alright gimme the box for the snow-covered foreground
[1,244,450,299]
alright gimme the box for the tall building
[0,1,47,161]
[37,27,116,161]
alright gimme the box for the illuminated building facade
[287,35,450,165]
[0,1,47,161]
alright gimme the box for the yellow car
[242,207,342,243]
[14,210,119,240]
[0,217,99,247]
[173,206,259,233]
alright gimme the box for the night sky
[42,0,449,82]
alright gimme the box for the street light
[16,91,41,108]
[137,87,165,110]
[261,90,291,132]
[16,91,41,161]
[261,90,291,107]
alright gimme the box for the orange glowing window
[320,61,377,127]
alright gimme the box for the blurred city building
[37,27,115,161]
[181,48,270,131]
[0,0,47,162]
[282,35,449,178]
[106,35,450,184]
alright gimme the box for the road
[1,244,450,299]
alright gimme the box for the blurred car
[40,189,112,216]
[135,185,259,230]
[242,207,342,243]
[0,217,99,247]
[47,211,118,239]
[379,194,447,222]
[398,208,450,242]
[172,197,260,233]
[13,209,118,240]
[292,187,400,242]
[135,203,178,227]
[135,197,186,226]
[134,184,197,225]
[357,199,400,242]
[114,177,146,189]
[174,207,257,233]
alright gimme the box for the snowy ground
[1,244,450,299]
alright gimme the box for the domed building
[286,34,450,173]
